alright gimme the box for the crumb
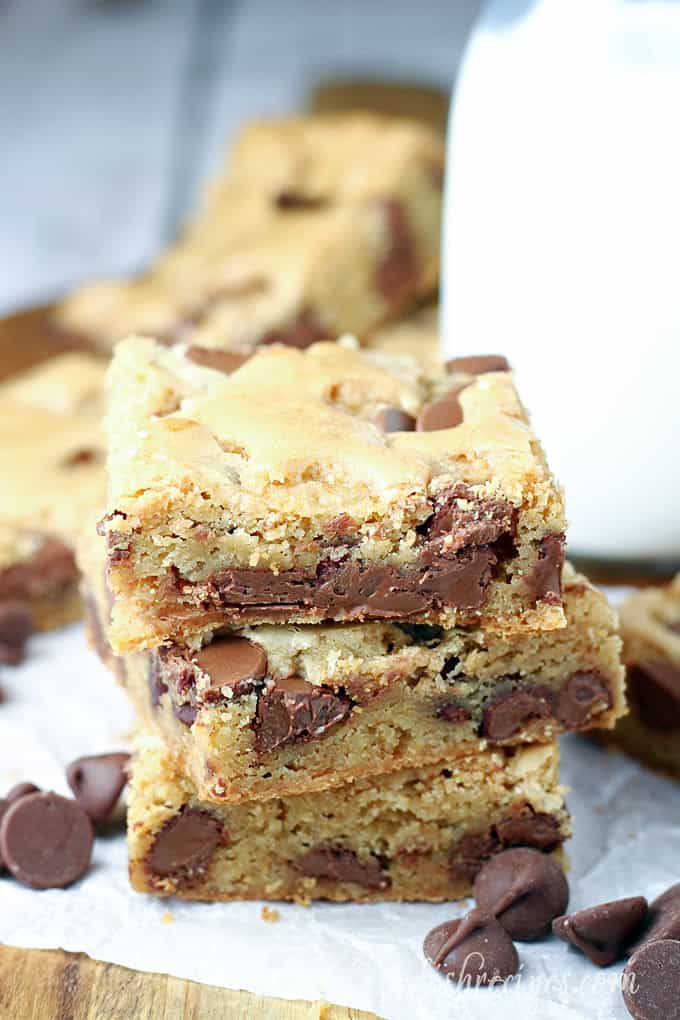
[161,911,174,925]
[261,906,280,924]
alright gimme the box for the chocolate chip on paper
[66,752,130,826]
[622,939,680,1020]
[423,908,520,986]
[0,792,93,889]
[473,847,569,941]
[553,896,648,966]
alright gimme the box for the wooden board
[0,946,380,1020]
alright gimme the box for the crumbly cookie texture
[128,731,569,904]
[54,113,444,353]
[101,336,567,652]
[82,523,623,802]
[0,352,106,631]
[604,575,680,778]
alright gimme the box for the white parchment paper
[1,604,679,1020]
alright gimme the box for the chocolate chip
[474,847,569,941]
[525,533,565,605]
[374,199,418,303]
[0,792,93,889]
[628,661,680,731]
[0,535,77,604]
[419,486,518,547]
[494,810,562,852]
[423,908,520,986]
[148,807,222,884]
[395,622,444,645]
[66,752,130,825]
[62,447,100,467]
[480,685,554,741]
[416,392,464,432]
[373,406,416,433]
[446,354,510,375]
[437,702,472,724]
[553,897,648,967]
[0,601,33,666]
[259,308,328,349]
[555,670,612,727]
[195,636,268,698]
[6,782,40,802]
[666,620,680,635]
[623,940,680,1020]
[173,702,198,727]
[254,676,352,753]
[449,831,502,881]
[629,883,680,952]
[147,657,168,708]
[295,847,389,889]
[275,191,326,210]
[185,345,251,374]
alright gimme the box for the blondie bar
[606,575,680,777]
[55,114,443,353]
[0,353,106,647]
[128,732,569,903]
[101,337,567,652]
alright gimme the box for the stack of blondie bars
[80,334,626,904]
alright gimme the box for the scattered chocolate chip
[6,782,40,803]
[525,533,565,605]
[259,308,328,349]
[295,847,389,889]
[423,908,519,986]
[555,670,612,727]
[0,601,34,666]
[149,807,222,884]
[480,685,554,741]
[66,752,130,826]
[416,392,464,432]
[61,447,100,467]
[373,406,416,433]
[437,702,472,724]
[253,676,352,753]
[395,622,444,645]
[374,199,418,303]
[195,636,267,698]
[474,847,569,941]
[275,191,326,210]
[627,661,680,731]
[629,883,680,952]
[623,939,680,1020]
[0,792,93,889]
[173,702,198,727]
[446,354,510,375]
[185,345,251,374]
[553,897,648,967]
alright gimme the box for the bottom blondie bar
[606,575,680,777]
[128,733,569,904]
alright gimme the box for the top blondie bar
[102,336,566,652]
[54,113,443,352]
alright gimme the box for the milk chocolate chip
[555,671,612,727]
[525,533,565,604]
[423,909,520,986]
[623,940,680,1020]
[185,345,251,374]
[474,847,569,941]
[629,883,680,951]
[375,199,418,303]
[196,636,268,699]
[416,392,464,432]
[0,601,33,666]
[480,685,554,741]
[553,897,648,967]
[259,308,328,349]
[254,676,352,753]
[0,792,93,889]
[295,846,389,889]
[149,807,222,884]
[446,354,510,375]
[627,661,680,730]
[66,752,130,825]
[373,406,416,433]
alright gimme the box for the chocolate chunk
[419,485,518,547]
[627,661,680,731]
[195,636,268,699]
[623,940,680,1020]
[480,685,554,741]
[373,406,416,433]
[374,199,418,303]
[629,883,680,952]
[449,831,502,881]
[148,807,222,884]
[295,847,389,889]
[474,847,569,941]
[0,792,93,889]
[259,308,328,349]
[253,676,352,753]
[173,701,198,727]
[416,393,464,432]
[437,702,472,724]
[525,533,565,605]
[553,896,648,967]
[494,810,562,852]
[275,191,326,210]
[446,354,510,375]
[6,782,40,803]
[0,535,77,603]
[555,670,612,727]
[66,753,130,825]
[185,345,251,374]
[0,601,33,666]
[423,908,520,986]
